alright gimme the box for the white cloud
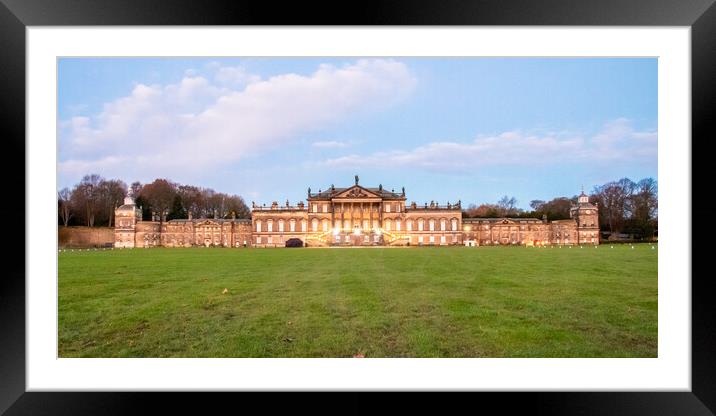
[213,65,261,87]
[318,119,657,174]
[59,59,416,183]
[311,140,349,148]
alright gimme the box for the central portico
[251,175,463,247]
[306,175,407,245]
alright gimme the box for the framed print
[3,0,714,414]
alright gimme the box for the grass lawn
[58,245,657,358]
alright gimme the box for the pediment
[333,185,381,199]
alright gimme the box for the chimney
[188,211,193,220]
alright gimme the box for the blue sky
[58,57,657,209]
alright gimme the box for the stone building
[114,177,598,248]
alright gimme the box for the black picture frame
[2,0,712,414]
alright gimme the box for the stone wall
[58,226,115,248]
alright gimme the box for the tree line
[58,174,250,227]
[462,177,657,239]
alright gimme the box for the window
[440,219,446,231]
[278,220,284,232]
[256,236,261,244]
[396,220,401,231]
[385,219,391,231]
[363,220,369,230]
[256,220,262,232]
[301,220,307,232]
[429,220,435,231]
[418,220,424,231]
[322,219,329,232]
[267,221,273,232]
[323,204,328,213]
[385,204,391,213]
[451,219,457,231]
[373,220,379,230]
[418,236,424,243]
[407,220,413,231]
[429,235,435,243]
[441,235,446,244]
[268,236,273,244]
[312,204,317,213]
[290,220,296,232]
[312,218,318,232]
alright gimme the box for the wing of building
[115,178,599,248]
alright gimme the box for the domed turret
[570,187,599,245]
[578,191,589,204]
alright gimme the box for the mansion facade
[114,177,599,248]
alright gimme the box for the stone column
[379,202,383,227]
[360,202,364,229]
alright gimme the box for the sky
[57,57,657,210]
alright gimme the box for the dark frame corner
[2,0,713,414]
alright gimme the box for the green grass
[58,245,657,358]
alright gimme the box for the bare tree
[58,187,72,226]
[207,192,228,219]
[225,194,250,219]
[130,181,143,198]
[99,179,127,227]
[497,195,519,217]
[631,178,658,226]
[140,179,177,223]
[592,178,636,233]
[71,174,103,226]
[177,185,202,218]
[530,200,545,211]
